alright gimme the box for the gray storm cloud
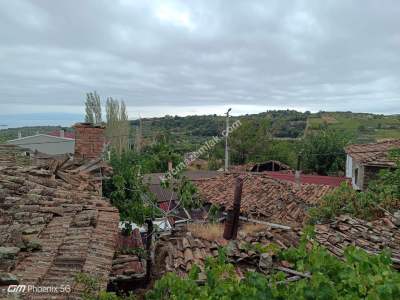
[0,0,399,118]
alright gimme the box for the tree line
[84,91,130,155]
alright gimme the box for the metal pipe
[225,108,232,172]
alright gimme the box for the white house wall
[345,155,353,178]
[7,135,74,155]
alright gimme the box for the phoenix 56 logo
[7,284,71,294]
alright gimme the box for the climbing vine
[146,228,400,299]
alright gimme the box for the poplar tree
[106,97,130,154]
[84,91,102,124]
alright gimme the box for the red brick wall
[74,123,106,159]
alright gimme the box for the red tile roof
[195,173,336,225]
[345,139,400,167]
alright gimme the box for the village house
[6,129,75,155]
[345,139,400,190]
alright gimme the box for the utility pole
[225,108,232,172]
[136,114,142,153]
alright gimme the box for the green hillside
[307,112,400,143]
[130,110,308,147]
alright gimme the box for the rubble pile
[36,156,112,194]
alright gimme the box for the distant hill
[131,110,400,145]
[130,110,309,147]
[2,110,399,146]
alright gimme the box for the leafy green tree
[301,129,351,175]
[229,118,270,164]
[263,140,299,168]
[140,136,182,173]
[106,97,130,155]
[103,150,160,228]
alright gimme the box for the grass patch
[240,223,267,235]
[187,223,224,240]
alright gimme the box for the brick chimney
[73,123,106,159]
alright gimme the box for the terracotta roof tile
[195,173,335,225]
[345,139,400,167]
[315,215,400,269]
[0,160,119,298]
[158,224,301,279]
[157,214,400,281]
[0,144,31,166]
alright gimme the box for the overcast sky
[0,0,399,126]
